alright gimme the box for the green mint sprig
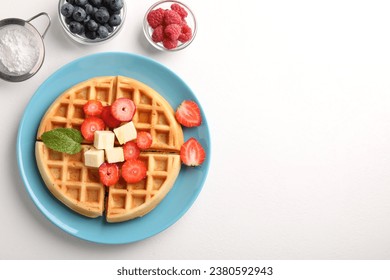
[41,128,83,155]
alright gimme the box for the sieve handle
[26,12,51,39]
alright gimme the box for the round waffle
[35,76,183,222]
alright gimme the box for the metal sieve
[0,12,50,82]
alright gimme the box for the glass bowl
[143,0,197,52]
[58,0,126,45]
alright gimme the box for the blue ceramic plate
[16,52,210,244]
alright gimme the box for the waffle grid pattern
[107,153,179,218]
[37,143,105,215]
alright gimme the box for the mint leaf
[41,128,83,155]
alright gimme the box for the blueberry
[65,17,72,24]
[89,0,102,7]
[75,0,88,6]
[104,23,114,33]
[97,25,109,38]
[83,15,91,23]
[73,6,87,22]
[94,7,109,23]
[108,14,121,26]
[85,30,98,39]
[66,0,75,4]
[85,4,94,14]
[86,19,99,31]
[109,0,123,12]
[61,3,74,18]
[69,21,83,34]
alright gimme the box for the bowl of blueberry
[59,0,126,45]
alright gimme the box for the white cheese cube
[94,130,115,150]
[113,121,137,144]
[84,148,105,168]
[105,147,124,163]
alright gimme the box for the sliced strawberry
[80,117,105,141]
[121,160,147,183]
[136,131,153,149]
[83,100,103,116]
[111,98,136,122]
[101,106,121,128]
[180,138,206,166]
[175,100,202,127]
[98,162,119,186]
[123,141,140,161]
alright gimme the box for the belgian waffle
[35,76,183,222]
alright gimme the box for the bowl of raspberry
[143,0,196,51]
[58,0,126,45]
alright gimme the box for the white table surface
[1,0,390,260]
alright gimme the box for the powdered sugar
[0,24,39,75]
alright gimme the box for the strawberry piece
[123,141,140,160]
[111,98,136,122]
[136,131,153,149]
[98,162,120,186]
[175,100,202,127]
[121,160,147,183]
[83,100,103,116]
[80,117,105,141]
[180,138,206,166]
[101,106,121,128]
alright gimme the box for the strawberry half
[80,117,105,141]
[180,137,206,166]
[121,160,147,183]
[123,141,140,161]
[101,106,121,128]
[111,98,136,122]
[136,131,153,149]
[98,162,120,186]
[175,100,202,127]
[83,100,103,116]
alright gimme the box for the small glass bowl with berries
[143,0,197,51]
[58,0,126,45]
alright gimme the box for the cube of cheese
[84,148,105,168]
[113,121,137,144]
[105,147,124,163]
[94,131,115,150]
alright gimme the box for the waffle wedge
[35,76,183,222]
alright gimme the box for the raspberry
[162,38,178,50]
[163,10,182,25]
[151,25,164,42]
[178,24,192,43]
[147,8,164,28]
[164,24,181,41]
[171,3,188,19]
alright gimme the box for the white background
[1,0,390,260]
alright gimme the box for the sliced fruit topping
[121,160,147,183]
[175,100,202,127]
[180,137,206,166]
[81,117,105,141]
[111,98,136,122]
[101,106,121,128]
[98,162,120,186]
[123,141,140,161]
[136,131,153,149]
[83,100,103,116]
